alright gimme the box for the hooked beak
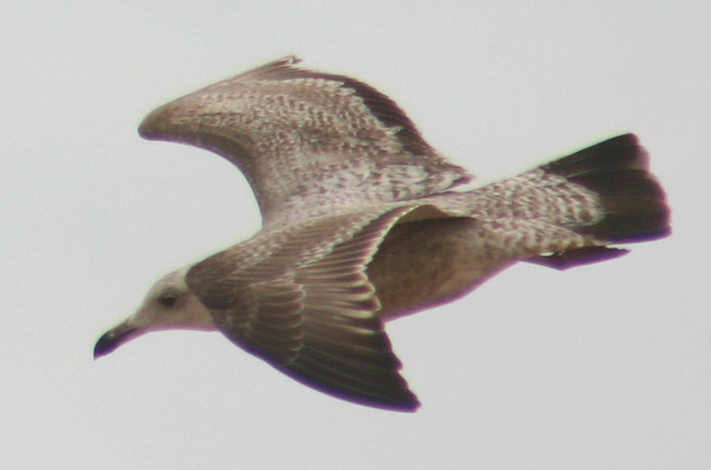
[93,321,141,358]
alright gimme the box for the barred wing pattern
[186,206,422,410]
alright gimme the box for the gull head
[94,267,215,358]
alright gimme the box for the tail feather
[542,134,670,243]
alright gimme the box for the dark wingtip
[373,395,420,412]
[389,391,421,412]
[280,363,422,412]
[138,104,173,141]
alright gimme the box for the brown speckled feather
[139,56,471,226]
[96,58,669,411]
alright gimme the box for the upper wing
[185,206,421,411]
[138,56,471,226]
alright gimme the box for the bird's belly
[366,217,516,321]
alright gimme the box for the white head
[94,266,215,358]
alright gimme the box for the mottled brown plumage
[95,56,670,411]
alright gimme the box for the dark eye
[158,294,178,308]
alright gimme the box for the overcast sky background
[2,1,709,469]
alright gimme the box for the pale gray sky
[1,1,708,468]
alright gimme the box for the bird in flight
[94,56,670,411]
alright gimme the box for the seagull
[94,56,670,411]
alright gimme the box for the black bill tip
[93,324,139,359]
